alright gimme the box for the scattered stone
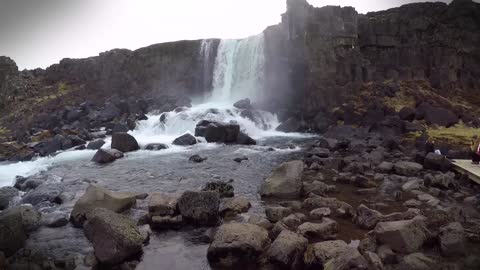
[188,154,207,163]
[323,247,369,270]
[248,214,273,230]
[91,148,124,163]
[282,213,307,229]
[439,222,465,257]
[86,139,105,150]
[71,184,137,227]
[220,197,251,216]
[374,219,427,253]
[144,143,168,151]
[233,156,248,163]
[297,218,337,240]
[150,215,183,230]
[310,207,331,219]
[404,199,422,207]
[21,183,64,206]
[354,204,383,230]
[177,191,220,226]
[364,251,385,270]
[42,211,69,228]
[111,132,140,152]
[397,253,436,270]
[84,208,146,265]
[148,193,179,216]
[304,240,349,267]
[172,133,197,146]
[402,179,421,191]
[303,180,333,196]
[417,193,440,206]
[394,161,423,176]
[302,196,354,217]
[377,245,397,264]
[423,153,452,172]
[0,186,18,210]
[202,181,234,198]
[267,230,308,269]
[207,223,270,268]
[265,206,292,223]
[260,160,304,199]
[0,205,41,256]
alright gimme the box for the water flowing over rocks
[91,148,124,163]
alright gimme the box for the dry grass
[383,91,416,112]
[426,123,480,147]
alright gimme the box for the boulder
[0,205,40,256]
[424,107,459,127]
[260,160,304,199]
[144,143,168,151]
[265,206,292,223]
[207,223,270,268]
[150,215,183,230]
[202,181,234,198]
[439,222,465,257]
[267,230,308,269]
[233,156,248,163]
[177,191,220,226]
[42,211,69,228]
[84,208,146,265]
[297,218,337,240]
[304,240,349,267]
[111,132,139,152]
[374,219,427,253]
[397,253,436,270]
[172,133,197,146]
[302,197,354,217]
[310,207,331,219]
[354,204,384,230]
[236,131,256,145]
[148,193,179,216]
[394,161,423,176]
[303,181,333,196]
[71,185,137,227]
[21,184,64,206]
[323,247,369,270]
[219,197,251,216]
[91,148,124,163]
[0,186,18,210]
[376,162,394,173]
[377,245,397,264]
[188,154,207,163]
[233,98,252,110]
[194,120,240,143]
[248,214,273,230]
[276,117,301,133]
[399,107,415,121]
[34,134,71,156]
[423,153,452,172]
[364,251,385,270]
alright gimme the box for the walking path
[452,159,480,185]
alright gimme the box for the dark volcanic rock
[202,181,234,198]
[260,160,304,199]
[172,133,197,146]
[0,205,40,256]
[189,154,207,163]
[236,131,256,145]
[399,107,416,121]
[177,191,220,226]
[424,107,459,127]
[91,148,124,164]
[84,208,146,265]
[145,143,168,151]
[267,230,308,269]
[233,98,252,110]
[423,152,452,172]
[87,139,106,150]
[111,132,139,152]
[276,117,301,133]
[21,184,64,206]
[194,120,240,143]
[0,186,18,210]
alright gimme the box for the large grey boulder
[21,184,64,206]
[267,230,308,269]
[439,222,465,257]
[304,240,349,267]
[207,223,270,268]
[84,208,146,265]
[177,191,220,226]
[172,133,197,146]
[148,193,179,216]
[71,185,137,227]
[0,205,40,256]
[0,186,18,210]
[91,148,124,163]
[194,120,240,143]
[374,219,427,253]
[260,160,304,199]
[423,153,452,172]
[111,132,139,152]
[297,218,337,240]
[394,161,423,176]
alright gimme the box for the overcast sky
[0,0,462,70]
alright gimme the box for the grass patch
[426,123,480,147]
[0,126,10,140]
[383,91,416,112]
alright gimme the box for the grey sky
[0,0,464,70]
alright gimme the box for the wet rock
[71,184,137,227]
[260,160,304,199]
[297,218,337,240]
[424,107,459,127]
[323,247,369,270]
[265,206,292,223]
[0,186,18,210]
[417,193,440,206]
[111,132,139,152]
[207,223,270,268]
[194,120,240,143]
[21,184,64,206]
[267,230,308,269]
[233,98,252,110]
[177,191,220,226]
[303,180,334,196]
[202,181,234,198]
[394,161,423,176]
[276,117,301,133]
[248,214,273,230]
[172,133,197,146]
[282,213,307,229]
[34,134,72,156]
[91,148,124,164]
[0,205,40,256]
[150,215,183,230]
[233,156,248,163]
[219,197,251,216]
[302,196,354,217]
[310,207,331,219]
[42,211,69,228]
[397,253,436,270]
[188,154,207,163]
[236,131,256,145]
[148,193,179,216]
[439,222,465,257]
[423,153,451,172]
[354,204,383,230]
[364,251,385,270]
[304,240,349,267]
[374,219,427,253]
[144,143,168,151]
[402,179,421,191]
[377,245,397,264]
[84,208,146,265]
[424,172,457,190]
[13,176,28,190]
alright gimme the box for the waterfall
[210,34,266,103]
[199,39,216,92]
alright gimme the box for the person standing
[471,135,480,164]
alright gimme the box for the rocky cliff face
[263,0,480,118]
